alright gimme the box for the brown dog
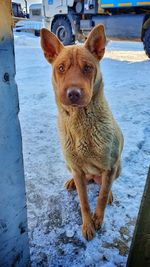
[40,24,124,240]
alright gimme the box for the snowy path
[15,33,150,267]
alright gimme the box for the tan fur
[41,25,124,240]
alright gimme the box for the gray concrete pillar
[0,1,30,266]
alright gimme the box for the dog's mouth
[62,97,90,108]
[68,103,86,108]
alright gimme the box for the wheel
[143,27,150,58]
[51,17,74,45]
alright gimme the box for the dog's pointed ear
[84,24,106,60]
[40,28,64,63]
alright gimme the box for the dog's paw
[82,219,95,241]
[64,178,76,191]
[92,213,103,230]
[107,191,113,205]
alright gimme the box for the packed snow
[14,32,150,267]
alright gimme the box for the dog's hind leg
[107,190,113,204]
[65,175,95,191]
[64,178,76,190]
[93,167,117,230]
[106,163,121,204]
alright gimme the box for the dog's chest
[58,111,113,170]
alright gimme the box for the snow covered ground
[14,32,150,267]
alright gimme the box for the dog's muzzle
[67,88,81,105]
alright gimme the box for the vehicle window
[32,9,41,16]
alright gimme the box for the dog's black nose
[67,88,81,104]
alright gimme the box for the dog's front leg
[93,168,117,230]
[73,170,95,240]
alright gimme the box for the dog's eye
[83,64,93,73]
[58,64,65,73]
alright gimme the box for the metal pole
[126,167,150,267]
[0,1,30,266]
[24,0,28,14]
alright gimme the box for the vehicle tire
[143,27,150,58]
[51,17,74,45]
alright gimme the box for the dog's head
[41,24,106,107]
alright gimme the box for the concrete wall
[0,1,30,266]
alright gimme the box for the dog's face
[41,25,106,107]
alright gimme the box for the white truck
[15,4,42,36]
[42,0,150,57]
